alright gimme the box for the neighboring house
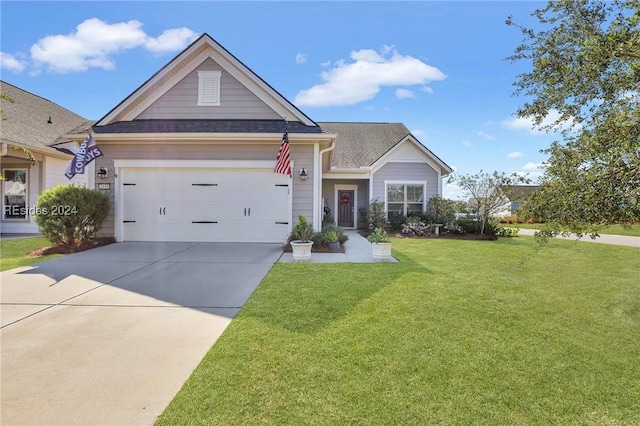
[0,81,91,234]
[501,185,540,215]
[58,33,452,243]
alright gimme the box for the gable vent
[197,70,221,106]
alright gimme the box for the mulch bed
[359,230,498,241]
[28,237,116,257]
[283,243,346,253]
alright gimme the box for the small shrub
[444,223,465,234]
[427,195,457,224]
[34,184,110,247]
[322,224,349,245]
[483,218,499,236]
[367,199,387,230]
[322,206,334,228]
[367,227,390,243]
[323,229,339,243]
[456,218,478,234]
[401,217,431,237]
[290,215,315,242]
[311,232,325,246]
[499,214,523,224]
[388,213,407,231]
[496,227,520,237]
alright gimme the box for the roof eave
[66,132,336,144]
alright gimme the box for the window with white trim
[197,70,221,106]
[3,169,28,219]
[386,182,425,220]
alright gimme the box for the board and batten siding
[94,142,314,239]
[137,58,281,120]
[44,156,88,190]
[371,162,440,208]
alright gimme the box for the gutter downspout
[317,140,336,229]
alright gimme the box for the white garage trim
[114,160,293,242]
[113,160,278,169]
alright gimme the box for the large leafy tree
[507,0,640,237]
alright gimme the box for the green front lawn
[0,237,61,271]
[157,237,639,425]
[505,223,640,237]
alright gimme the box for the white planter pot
[290,240,313,262]
[371,242,392,261]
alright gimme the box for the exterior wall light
[98,167,108,179]
[299,168,308,181]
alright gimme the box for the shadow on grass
[239,250,430,335]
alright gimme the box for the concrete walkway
[1,242,282,426]
[278,230,398,263]
[517,229,640,248]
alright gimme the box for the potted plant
[367,227,392,261]
[289,215,315,261]
[323,229,340,250]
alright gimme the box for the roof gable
[319,122,452,175]
[96,34,317,127]
[136,57,281,121]
[319,122,409,169]
[370,134,453,176]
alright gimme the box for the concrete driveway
[1,242,282,426]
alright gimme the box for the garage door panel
[121,167,290,243]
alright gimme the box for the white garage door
[120,167,290,242]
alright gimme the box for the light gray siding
[137,58,281,120]
[290,145,314,226]
[371,162,439,209]
[94,142,314,238]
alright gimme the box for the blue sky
[1,1,562,199]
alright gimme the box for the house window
[197,70,221,106]
[386,182,425,220]
[3,169,28,219]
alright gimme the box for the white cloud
[514,161,546,181]
[395,88,415,99]
[411,129,428,141]
[507,151,524,159]
[476,130,495,140]
[295,53,308,65]
[144,27,198,55]
[30,18,197,73]
[294,46,446,107]
[462,140,473,147]
[502,109,578,135]
[443,166,466,200]
[0,52,27,73]
[522,161,543,171]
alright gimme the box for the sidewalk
[517,229,640,248]
[279,230,398,263]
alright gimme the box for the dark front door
[337,190,355,228]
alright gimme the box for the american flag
[274,121,291,175]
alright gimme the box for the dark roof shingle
[318,122,411,168]
[92,119,322,134]
[0,81,89,152]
